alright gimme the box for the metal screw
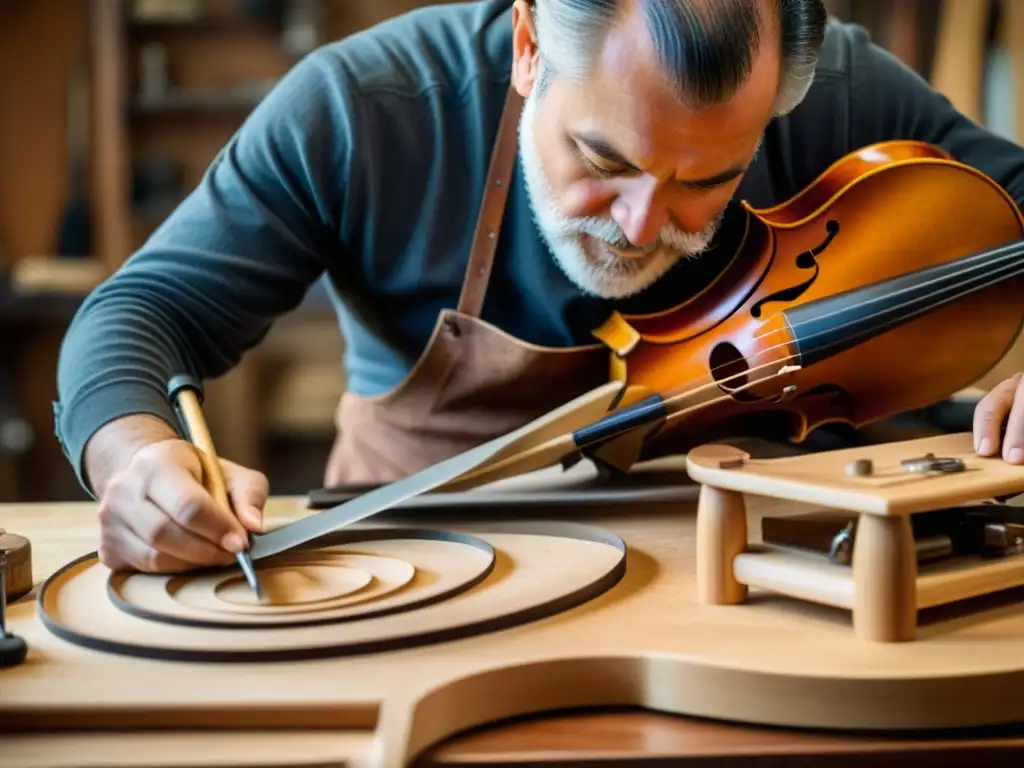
[846,458,873,477]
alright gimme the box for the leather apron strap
[456,87,525,318]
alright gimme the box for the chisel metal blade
[248,382,631,561]
[249,430,532,560]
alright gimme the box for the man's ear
[511,0,540,97]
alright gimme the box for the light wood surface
[686,432,1024,516]
[6,434,1024,767]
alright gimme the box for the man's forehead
[584,1,780,118]
[554,1,779,174]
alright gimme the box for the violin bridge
[769,364,801,402]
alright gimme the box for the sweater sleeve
[844,24,1024,209]
[54,51,356,493]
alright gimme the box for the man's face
[512,1,780,299]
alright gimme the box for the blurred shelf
[0,255,103,322]
[127,18,277,34]
[0,289,86,323]
[130,86,273,117]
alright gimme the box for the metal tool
[0,547,28,668]
[824,502,1024,567]
[167,374,263,602]
[249,428,522,561]
[900,452,966,475]
[828,521,954,566]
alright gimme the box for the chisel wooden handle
[166,375,263,601]
[167,375,231,512]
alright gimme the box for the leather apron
[324,88,611,486]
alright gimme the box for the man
[55,0,1024,574]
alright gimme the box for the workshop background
[0,0,1020,504]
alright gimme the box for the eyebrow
[573,132,747,190]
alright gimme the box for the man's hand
[974,374,1024,463]
[96,439,268,573]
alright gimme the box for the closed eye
[580,154,622,179]
[569,132,747,192]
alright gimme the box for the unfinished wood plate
[36,522,626,662]
[107,542,455,628]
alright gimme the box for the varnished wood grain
[417,708,1024,767]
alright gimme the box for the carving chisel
[167,375,263,601]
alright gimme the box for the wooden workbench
[5,446,1024,768]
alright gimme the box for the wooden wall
[0,2,89,502]
[0,1,89,261]
[0,0,446,273]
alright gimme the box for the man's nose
[610,177,670,249]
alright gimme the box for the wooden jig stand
[687,432,1024,642]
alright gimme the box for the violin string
[705,239,1024,388]
[659,359,801,415]
[645,239,1024,413]
[749,237,1024,349]
[663,378,793,423]
[746,240,1024,377]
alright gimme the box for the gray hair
[530,0,828,116]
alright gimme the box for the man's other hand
[974,374,1024,463]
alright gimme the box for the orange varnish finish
[593,140,1024,454]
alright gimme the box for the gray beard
[518,88,722,300]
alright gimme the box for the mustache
[545,216,644,250]
[543,213,719,253]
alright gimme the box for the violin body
[593,140,1024,454]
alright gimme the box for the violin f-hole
[750,220,839,319]
[708,342,762,403]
